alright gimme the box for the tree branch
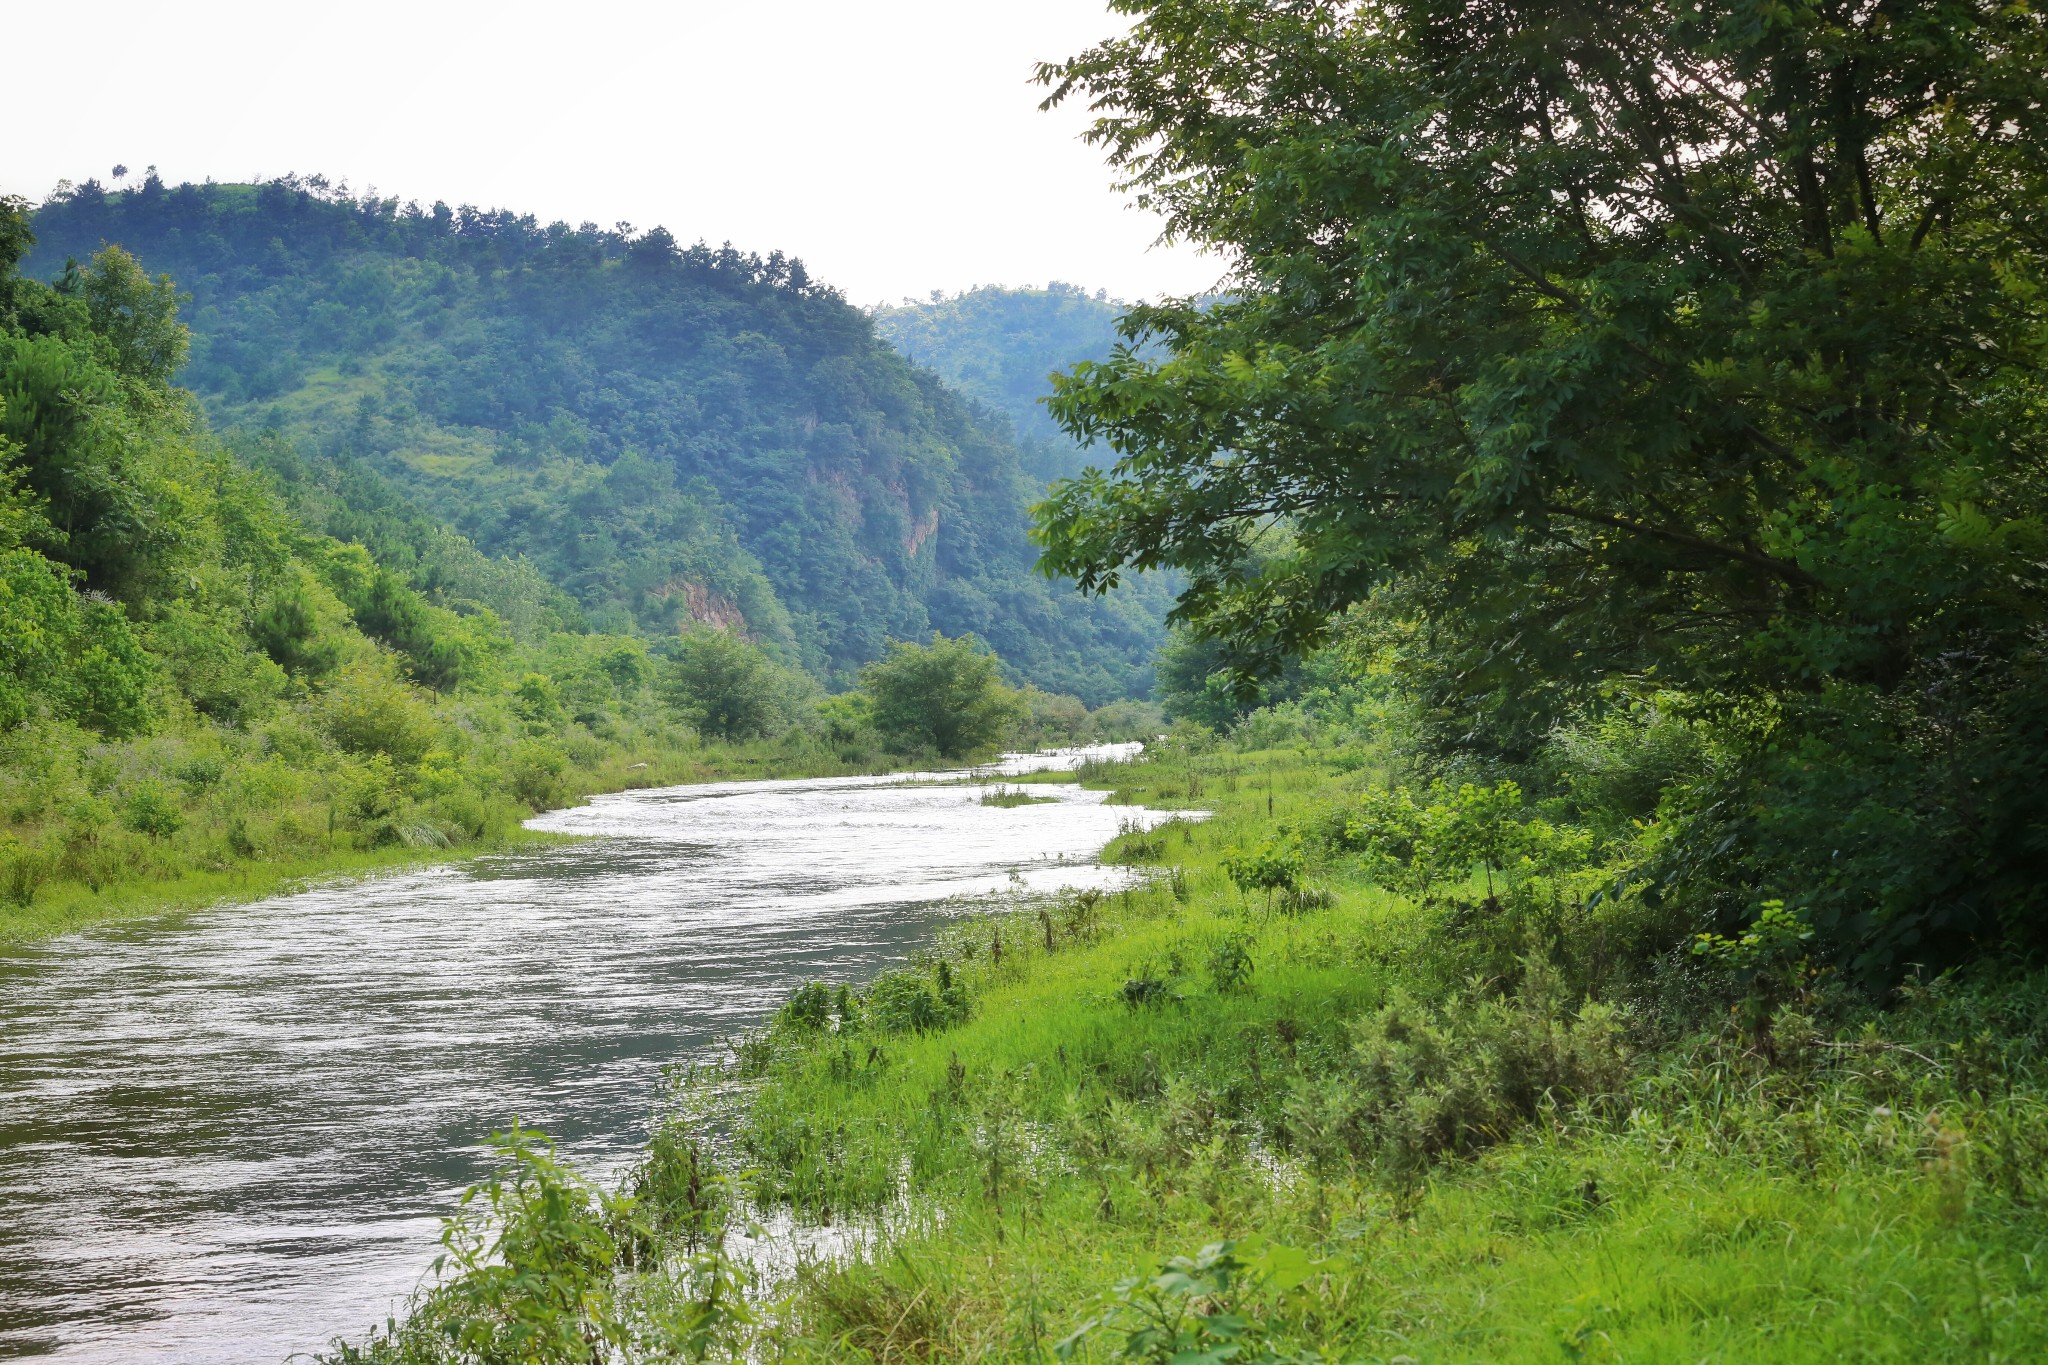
[1541,504,1823,589]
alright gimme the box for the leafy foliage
[858,632,1026,759]
[3,193,1145,939]
[659,629,802,742]
[872,283,1133,483]
[1034,0,2048,977]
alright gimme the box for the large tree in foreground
[1035,0,2048,970]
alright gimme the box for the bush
[778,980,836,1031]
[341,756,404,845]
[1287,964,1632,1179]
[318,663,439,765]
[120,781,183,839]
[1229,701,1318,751]
[859,632,1025,759]
[1223,835,1303,911]
[864,964,969,1035]
[0,834,50,907]
[508,738,568,810]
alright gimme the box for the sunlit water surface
[0,746,1173,1362]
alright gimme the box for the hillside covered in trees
[25,179,1167,702]
[871,282,1131,484]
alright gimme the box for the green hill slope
[26,177,1165,702]
[871,282,1130,484]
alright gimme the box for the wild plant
[777,980,836,1032]
[420,1124,637,1364]
[1055,1240,1322,1364]
[1286,961,1633,1182]
[1207,931,1254,994]
[1223,835,1304,912]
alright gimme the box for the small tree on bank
[859,633,1025,759]
[660,629,791,742]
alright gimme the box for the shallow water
[0,746,1172,1362]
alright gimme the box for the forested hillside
[26,179,1165,702]
[871,283,1128,483]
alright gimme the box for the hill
[871,282,1129,484]
[26,177,1166,702]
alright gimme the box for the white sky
[5,0,1221,305]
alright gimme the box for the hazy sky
[5,0,1220,305]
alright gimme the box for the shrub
[508,738,568,811]
[778,980,836,1031]
[865,965,969,1035]
[0,834,50,907]
[511,672,564,730]
[341,755,404,845]
[1223,835,1303,911]
[859,632,1025,758]
[1288,964,1633,1179]
[120,781,183,839]
[318,663,439,765]
[1206,932,1254,994]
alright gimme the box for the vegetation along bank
[330,737,2048,1361]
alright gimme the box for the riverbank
[0,737,917,946]
[338,742,2048,1361]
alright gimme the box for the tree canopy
[1034,0,2048,974]
[859,633,1026,759]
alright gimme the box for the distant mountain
[872,284,1128,484]
[27,178,1166,701]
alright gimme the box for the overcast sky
[4,0,1220,305]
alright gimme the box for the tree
[1033,1,2048,972]
[660,629,790,742]
[859,633,1025,759]
[79,246,187,386]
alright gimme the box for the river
[0,746,1170,1362]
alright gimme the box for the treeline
[0,199,1151,938]
[24,177,1171,703]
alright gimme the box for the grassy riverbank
[333,743,2048,1362]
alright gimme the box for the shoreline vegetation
[328,739,2048,1361]
[0,674,1155,947]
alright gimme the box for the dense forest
[25,179,1167,702]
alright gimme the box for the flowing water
[0,746,1174,1363]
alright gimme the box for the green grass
[0,736,935,946]
[671,746,2048,1361]
[977,785,1062,807]
[0,827,575,942]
